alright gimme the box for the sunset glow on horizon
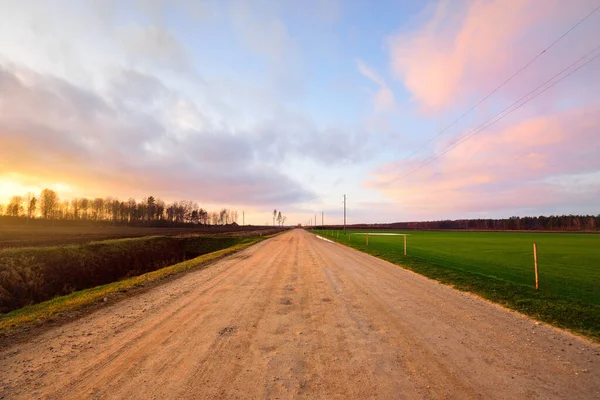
[1,0,599,225]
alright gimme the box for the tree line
[1,189,241,226]
[272,209,287,227]
[342,215,600,232]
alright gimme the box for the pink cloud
[388,0,600,113]
[368,0,600,218]
[367,105,600,217]
[0,64,314,206]
[357,59,396,113]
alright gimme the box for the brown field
[0,224,274,249]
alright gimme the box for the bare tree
[210,211,219,225]
[273,209,277,226]
[219,208,228,225]
[181,201,194,223]
[6,196,24,217]
[155,199,165,220]
[199,208,208,225]
[71,198,79,220]
[146,196,156,221]
[127,198,136,222]
[39,189,58,219]
[190,209,199,224]
[79,198,90,220]
[110,199,120,222]
[26,193,37,219]
[59,200,70,220]
[92,198,104,221]
[277,211,282,226]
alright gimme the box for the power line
[400,2,600,162]
[394,44,600,181]
[396,45,600,180]
[342,194,347,232]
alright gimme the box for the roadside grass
[313,229,600,341]
[0,237,263,334]
[0,235,248,313]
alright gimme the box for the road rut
[1,229,598,399]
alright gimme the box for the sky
[0,0,599,226]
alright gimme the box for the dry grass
[0,235,248,312]
[0,238,262,334]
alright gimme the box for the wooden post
[404,235,407,256]
[366,233,369,246]
[533,243,539,291]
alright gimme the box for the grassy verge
[0,237,263,334]
[0,235,247,312]
[313,230,600,342]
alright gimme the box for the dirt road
[1,229,599,399]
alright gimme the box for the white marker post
[533,243,539,291]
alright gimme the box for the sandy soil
[1,229,598,399]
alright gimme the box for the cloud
[0,0,393,210]
[0,63,314,205]
[357,59,396,113]
[121,25,195,73]
[230,0,299,66]
[367,105,600,217]
[363,0,600,219]
[0,54,383,207]
[388,0,600,113]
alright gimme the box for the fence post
[533,243,539,291]
[404,235,407,256]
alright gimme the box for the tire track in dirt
[306,236,480,398]
[306,234,599,398]
[56,241,279,398]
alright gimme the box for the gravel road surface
[1,229,598,399]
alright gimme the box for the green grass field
[312,229,600,340]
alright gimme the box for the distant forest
[340,215,600,232]
[0,188,243,227]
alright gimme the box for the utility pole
[243,211,245,226]
[322,212,324,229]
[343,194,346,232]
[314,214,316,229]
